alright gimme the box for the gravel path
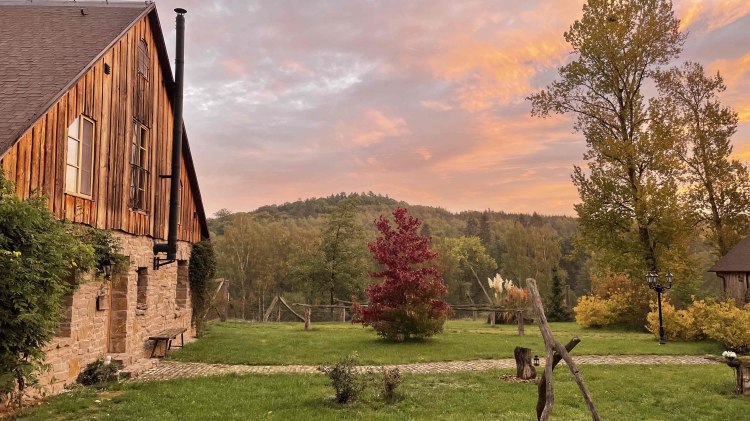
[137,355,713,381]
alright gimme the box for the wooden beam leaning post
[304,306,312,331]
[526,278,601,421]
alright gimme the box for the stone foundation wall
[40,232,194,394]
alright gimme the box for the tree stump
[514,346,536,380]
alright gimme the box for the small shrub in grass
[381,367,401,404]
[318,353,365,404]
[76,359,120,386]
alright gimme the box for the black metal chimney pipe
[154,8,186,265]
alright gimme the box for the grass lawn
[167,320,723,365]
[13,365,747,420]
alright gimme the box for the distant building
[0,1,208,393]
[709,235,750,305]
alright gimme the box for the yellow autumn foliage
[573,295,614,328]
[645,301,704,341]
[646,299,750,351]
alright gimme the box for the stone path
[137,355,712,382]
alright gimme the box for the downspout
[154,8,187,269]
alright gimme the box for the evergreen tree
[465,216,479,237]
[420,222,432,238]
[479,211,492,247]
[546,268,573,322]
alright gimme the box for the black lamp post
[533,355,540,366]
[647,271,673,345]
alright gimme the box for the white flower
[722,351,737,359]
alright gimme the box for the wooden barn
[0,1,208,393]
[709,235,750,305]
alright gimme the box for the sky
[149,0,750,217]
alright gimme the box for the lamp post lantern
[647,271,673,345]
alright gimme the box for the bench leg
[180,332,184,349]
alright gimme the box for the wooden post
[517,310,525,336]
[304,307,311,331]
[490,311,496,326]
[514,346,536,380]
[537,337,581,420]
[340,307,346,322]
[277,304,281,322]
[526,278,601,421]
[472,309,477,321]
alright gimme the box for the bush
[356,208,451,341]
[381,367,401,404]
[645,301,704,341]
[574,273,651,329]
[0,173,95,407]
[646,299,750,351]
[189,240,217,336]
[319,354,365,404]
[700,301,750,352]
[76,359,120,386]
[574,295,614,328]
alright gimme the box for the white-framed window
[66,116,95,197]
[129,120,150,211]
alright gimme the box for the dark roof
[0,1,209,239]
[709,235,750,272]
[0,1,150,154]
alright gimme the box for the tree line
[209,193,586,320]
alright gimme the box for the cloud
[336,108,410,147]
[677,0,750,32]
[143,0,750,216]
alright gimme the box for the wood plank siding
[0,14,202,243]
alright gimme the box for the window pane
[82,119,93,144]
[81,139,92,169]
[130,166,138,206]
[131,126,140,165]
[80,168,92,196]
[67,138,79,166]
[67,117,79,139]
[65,165,78,193]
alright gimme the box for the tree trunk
[304,307,312,331]
[517,310,525,336]
[514,347,536,380]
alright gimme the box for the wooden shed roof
[0,1,209,239]
[709,235,750,273]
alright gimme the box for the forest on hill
[208,192,589,320]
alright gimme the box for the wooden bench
[148,327,187,358]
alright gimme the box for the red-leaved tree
[356,207,451,341]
